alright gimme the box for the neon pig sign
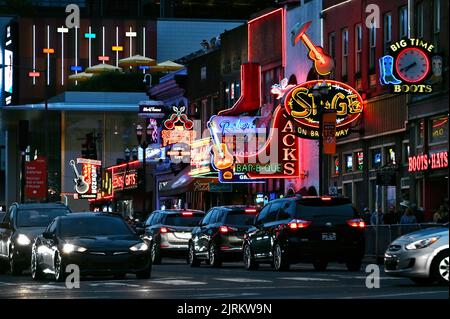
[284,80,364,139]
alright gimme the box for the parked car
[0,202,72,275]
[243,196,366,271]
[384,223,448,285]
[143,209,205,264]
[31,212,151,281]
[189,206,258,267]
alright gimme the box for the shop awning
[158,166,195,197]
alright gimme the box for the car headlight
[129,242,149,252]
[17,234,31,246]
[62,243,87,254]
[405,237,440,250]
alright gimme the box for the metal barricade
[364,223,443,258]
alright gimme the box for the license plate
[322,232,336,241]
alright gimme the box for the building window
[402,142,410,164]
[386,146,396,165]
[344,153,353,173]
[383,12,392,54]
[433,0,440,51]
[356,151,364,171]
[355,24,362,75]
[328,32,336,59]
[224,83,231,108]
[371,148,382,169]
[333,156,340,176]
[341,29,349,79]
[369,24,376,72]
[230,82,235,101]
[429,116,448,145]
[415,2,423,38]
[200,66,206,80]
[399,6,408,38]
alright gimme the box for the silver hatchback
[384,224,449,285]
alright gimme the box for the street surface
[0,258,448,299]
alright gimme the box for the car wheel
[209,244,222,268]
[31,249,44,281]
[188,242,201,267]
[243,244,258,271]
[273,243,289,271]
[151,241,162,265]
[346,258,362,272]
[432,251,449,285]
[313,259,328,271]
[136,266,151,279]
[9,248,22,276]
[54,252,66,282]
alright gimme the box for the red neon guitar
[207,120,234,170]
[292,21,334,76]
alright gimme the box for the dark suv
[243,196,365,271]
[189,206,258,267]
[0,202,72,275]
[143,209,205,264]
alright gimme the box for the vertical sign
[25,157,47,199]
[322,111,337,155]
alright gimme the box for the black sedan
[31,213,152,281]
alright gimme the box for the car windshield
[16,208,69,227]
[60,216,133,237]
[164,213,203,227]
[225,211,256,226]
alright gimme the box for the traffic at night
[0,0,448,309]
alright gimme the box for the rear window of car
[164,213,204,227]
[225,211,257,226]
[16,208,70,227]
[60,216,133,237]
[295,202,356,220]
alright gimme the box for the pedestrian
[362,207,371,224]
[433,205,448,223]
[384,205,398,224]
[400,208,417,224]
[371,206,384,225]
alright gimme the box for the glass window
[344,154,353,173]
[341,28,349,78]
[417,120,425,146]
[277,201,293,221]
[202,210,213,225]
[403,143,410,164]
[355,24,362,74]
[383,12,392,54]
[255,204,271,225]
[369,24,376,71]
[386,146,396,165]
[47,220,58,234]
[16,208,69,228]
[224,211,257,226]
[296,203,356,221]
[328,32,336,59]
[165,213,204,227]
[434,0,440,33]
[371,148,382,169]
[60,216,133,237]
[356,151,364,171]
[415,2,423,38]
[145,214,155,226]
[399,6,408,38]
[267,201,282,222]
[429,116,448,144]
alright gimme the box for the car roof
[14,202,69,210]
[58,212,122,219]
[213,205,257,211]
[270,196,352,205]
[152,209,205,215]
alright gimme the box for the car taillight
[219,226,237,233]
[245,208,257,213]
[321,196,332,201]
[346,218,366,228]
[160,227,171,233]
[182,212,193,216]
[287,219,312,229]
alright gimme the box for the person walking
[400,207,417,224]
[371,206,384,225]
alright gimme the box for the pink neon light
[106,160,140,171]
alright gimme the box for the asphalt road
[0,258,448,299]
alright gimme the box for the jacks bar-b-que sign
[284,80,364,139]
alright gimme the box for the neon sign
[112,169,138,190]
[75,158,101,199]
[379,38,442,93]
[284,80,363,139]
[408,151,448,173]
[162,106,195,147]
[190,138,213,177]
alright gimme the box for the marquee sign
[408,151,448,173]
[379,38,442,93]
[284,80,363,139]
[71,158,101,199]
[161,106,195,147]
[112,169,139,191]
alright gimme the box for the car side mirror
[135,227,145,236]
[42,232,53,239]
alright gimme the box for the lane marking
[150,279,207,285]
[278,277,338,282]
[214,278,272,283]
[89,282,141,288]
[340,290,449,299]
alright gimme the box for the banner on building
[25,157,47,199]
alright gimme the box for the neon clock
[395,47,430,83]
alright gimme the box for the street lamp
[136,123,149,215]
[312,80,330,196]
